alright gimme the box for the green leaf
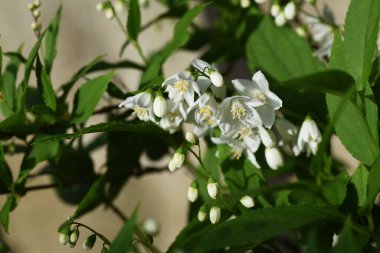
[140,3,209,85]
[342,0,380,90]
[0,145,12,189]
[326,94,379,165]
[0,113,31,134]
[36,56,57,111]
[72,176,106,219]
[127,0,141,42]
[282,70,354,95]
[36,121,174,146]
[330,218,362,253]
[367,156,380,207]
[71,71,114,124]
[364,84,378,145]
[351,164,369,208]
[109,206,139,253]
[246,17,324,82]
[0,195,15,233]
[44,6,62,74]
[171,206,341,252]
[322,171,350,206]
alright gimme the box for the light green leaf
[364,84,378,145]
[109,206,139,253]
[246,17,324,81]
[367,156,380,207]
[127,0,141,42]
[322,171,349,206]
[343,0,380,90]
[44,6,62,74]
[351,164,369,208]
[326,94,379,165]
[71,71,114,124]
[72,176,106,219]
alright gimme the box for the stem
[109,204,161,253]
[188,148,207,172]
[71,222,111,245]
[367,214,375,232]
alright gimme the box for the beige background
[0,1,351,253]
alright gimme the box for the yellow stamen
[174,80,189,92]
[134,105,147,117]
[238,127,252,140]
[231,149,242,160]
[231,100,246,120]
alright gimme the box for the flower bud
[59,232,70,246]
[295,26,307,37]
[172,148,185,169]
[254,0,268,3]
[33,0,41,7]
[207,178,218,199]
[28,3,35,10]
[185,131,199,145]
[198,205,207,222]
[105,7,115,19]
[258,126,277,148]
[142,218,160,236]
[168,158,177,172]
[69,228,79,244]
[32,9,41,18]
[270,3,281,17]
[187,180,199,202]
[265,147,284,170]
[275,12,287,27]
[209,70,224,87]
[240,0,250,8]
[284,1,296,20]
[101,246,110,253]
[83,234,97,251]
[209,206,221,224]
[30,22,41,31]
[96,2,107,11]
[240,195,255,208]
[153,95,167,117]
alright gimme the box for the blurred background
[0,0,352,252]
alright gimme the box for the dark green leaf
[367,156,380,208]
[322,171,349,206]
[0,145,12,189]
[246,17,324,81]
[351,164,369,208]
[72,176,106,219]
[44,6,62,74]
[0,113,30,134]
[127,0,141,42]
[330,218,362,253]
[364,84,378,145]
[109,206,139,253]
[71,71,114,124]
[0,195,15,233]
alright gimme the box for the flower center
[251,89,267,103]
[199,105,212,118]
[231,100,246,120]
[134,105,147,117]
[238,127,252,140]
[231,149,242,160]
[173,80,189,92]
[167,112,178,121]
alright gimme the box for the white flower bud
[284,1,296,20]
[185,131,199,145]
[270,3,281,17]
[30,22,41,31]
[295,26,307,37]
[265,147,284,170]
[210,206,221,224]
[297,116,321,156]
[96,2,106,11]
[69,228,79,243]
[240,195,255,208]
[142,218,160,236]
[33,0,41,7]
[187,181,199,202]
[209,70,224,87]
[207,178,219,199]
[153,95,167,117]
[275,12,287,27]
[105,7,115,19]
[67,241,76,248]
[254,0,268,3]
[32,9,41,18]
[168,158,177,172]
[258,126,277,148]
[28,3,35,10]
[59,232,70,246]
[83,234,96,251]
[172,149,185,169]
[240,0,250,8]
[198,206,207,222]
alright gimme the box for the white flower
[232,71,282,128]
[274,117,298,146]
[159,100,186,133]
[171,148,185,169]
[297,116,322,156]
[198,206,207,222]
[258,126,277,148]
[185,131,199,145]
[196,76,226,99]
[192,58,224,88]
[207,178,219,199]
[163,71,200,107]
[188,92,219,136]
[69,228,79,243]
[153,95,167,118]
[142,218,160,236]
[187,181,199,202]
[240,195,255,208]
[119,92,154,122]
[217,96,262,136]
[284,2,296,20]
[271,3,281,17]
[59,233,69,246]
[275,12,287,27]
[240,0,250,8]
[210,206,221,224]
[265,147,284,170]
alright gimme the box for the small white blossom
[210,206,221,224]
[207,178,219,199]
[59,233,70,246]
[240,0,250,8]
[275,12,287,27]
[105,7,115,19]
[297,116,321,156]
[142,218,160,236]
[187,181,199,202]
[153,95,167,118]
[240,195,255,208]
[185,131,199,145]
[32,9,40,18]
[119,92,154,122]
[198,206,207,222]
[159,100,186,133]
[171,149,185,170]
[274,117,298,146]
[258,126,277,148]
[271,3,281,17]
[284,2,296,20]
[265,147,284,170]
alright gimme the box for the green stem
[71,222,111,245]
[367,213,375,232]
[188,148,208,173]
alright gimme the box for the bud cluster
[28,0,42,34]
[96,1,116,20]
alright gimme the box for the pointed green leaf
[351,164,369,208]
[44,6,62,74]
[322,171,349,206]
[71,71,114,124]
[127,0,141,42]
[36,56,57,111]
[0,195,14,233]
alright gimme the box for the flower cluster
[28,0,42,33]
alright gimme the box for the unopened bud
[59,232,70,246]
[207,178,218,199]
[258,126,277,148]
[274,12,287,27]
[30,22,41,31]
[265,147,284,170]
[240,0,250,8]
[209,70,224,87]
[198,205,207,222]
[240,195,255,208]
[270,3,281,17]
[209,206,221,224]
[33,0,41,8]
[32,9,41,18]
[170,147,185,171]
[69,228,79,243]
[284,1,296,20]
[187,180,199,202]
[295,26,307,37]
[142,218,160,236]
[83,234,96,251]
[96,2,107,11]
[185,131,199,145]
[105,7,115,19]
[153,95,167,117]
[101,245,110,253]
[28,3,35,10]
